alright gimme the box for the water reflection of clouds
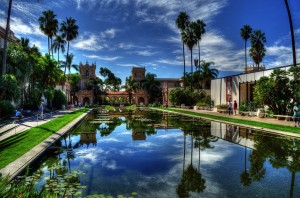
[131,142,158,148]
[155,133,182,139]
[97,137,122,143]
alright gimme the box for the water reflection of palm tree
[176,164,206,197]
[240,129,252,186]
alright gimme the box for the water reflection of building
[132,131,146,141]
[79,132,97,147]
[210,121,255,149]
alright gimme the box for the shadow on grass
[0,131,29,149]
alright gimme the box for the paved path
[165,108,300,138]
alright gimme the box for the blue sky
[1,0,300,83]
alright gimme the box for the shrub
[216,104,228,109]
[0,100,14,117]
[169,88,204,106]
[52,90,67,110]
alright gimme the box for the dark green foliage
[169,88,204,106]
[253,69,292,115]
[0,100,14,117]
[52,89,67,109]
[0,74,20,101]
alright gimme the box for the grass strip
[0,108,88,169]
[153,107,300,134]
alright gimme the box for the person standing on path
[233,100,238,115]
[293,102,300,127]
[228,100,233,115]
[39,101,44,120]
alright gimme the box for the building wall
[211,66,292,109]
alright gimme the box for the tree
[1,0,13,76]
[176,12,190,89]
[38,10,58,56]
[284,0,297,67]
[182,22,198,74]
[60,17,79,82]
[194,19,206,67]
[249,30,266,70]
[60,53,79,79]
[240,25,253,71]
[88,77,103,104]
[123,75,138,104]
[141,73,161,104]
[0,74,20,101]
[253,69,292,114]
[52,34,66,63]
[200,60,218,89]
[99,67,122,91]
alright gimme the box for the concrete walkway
[0,108,88,179]
[165,108,300,138]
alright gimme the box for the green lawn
[0,108,88,169]
[153,107,300,134]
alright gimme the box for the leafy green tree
[38,10,58,56]
[141,73,161,104]
[289,66,300,101]
[88,77,103,104]
[249,30,266,70]
[176,12,190,89]
[0,74,20,101]
[253,69,292,114]
[99,67,122,91]
[52,89,67,109]
[169,88,203,106]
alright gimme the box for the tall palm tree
[240,25,253,72]
[1,0,13,76]
[60,17,79,80]
[38,10,58,56]
[249,30,267,70]
[61,53,79,79]
[182,22,198,74]
[194,19,206,68]
[176,12,190,89]
[284,0,297,67]
[200,60,218,89]
[52,34,66,63]
[123,75,138,104]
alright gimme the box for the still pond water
[30,109,300,198]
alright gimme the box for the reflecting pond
[29,109,300,197]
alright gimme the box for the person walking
[228,100,233,115]
[233,100,238,115]
[293,102,300,127]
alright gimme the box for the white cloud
[83,54,121,61]
[101,28,118,38]
[157,59,182,66]
[73,33,105,51]
[137,50,156,56]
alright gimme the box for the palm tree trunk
[290,171,295,198]
[190,49,193,73]
[183,42,186,89]
[1,0,13,76]
[183,134,186,172]
[50,38,54,58]
[48,37,50,55]
[245,40,248,106]
[62,42,69,90]
[190,132,193,164]
[284,0,297,67]
[198,41,200,71]
[57,47,60,63]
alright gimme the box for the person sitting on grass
[293,102,300,127]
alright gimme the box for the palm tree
[194,19,206,68]
[60,17,79,78]
[284,0,297,67]
[176,12,190,89]
[182,22,198,74]
[200,60,218,89]
[249,30,267,70]
[240,25,253,72]
[38,10,58,56]
[123,75,138,104]
[1,0,13,76]
[60,53,79,79]
[88,77,103,104]
[52,34,66,63]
